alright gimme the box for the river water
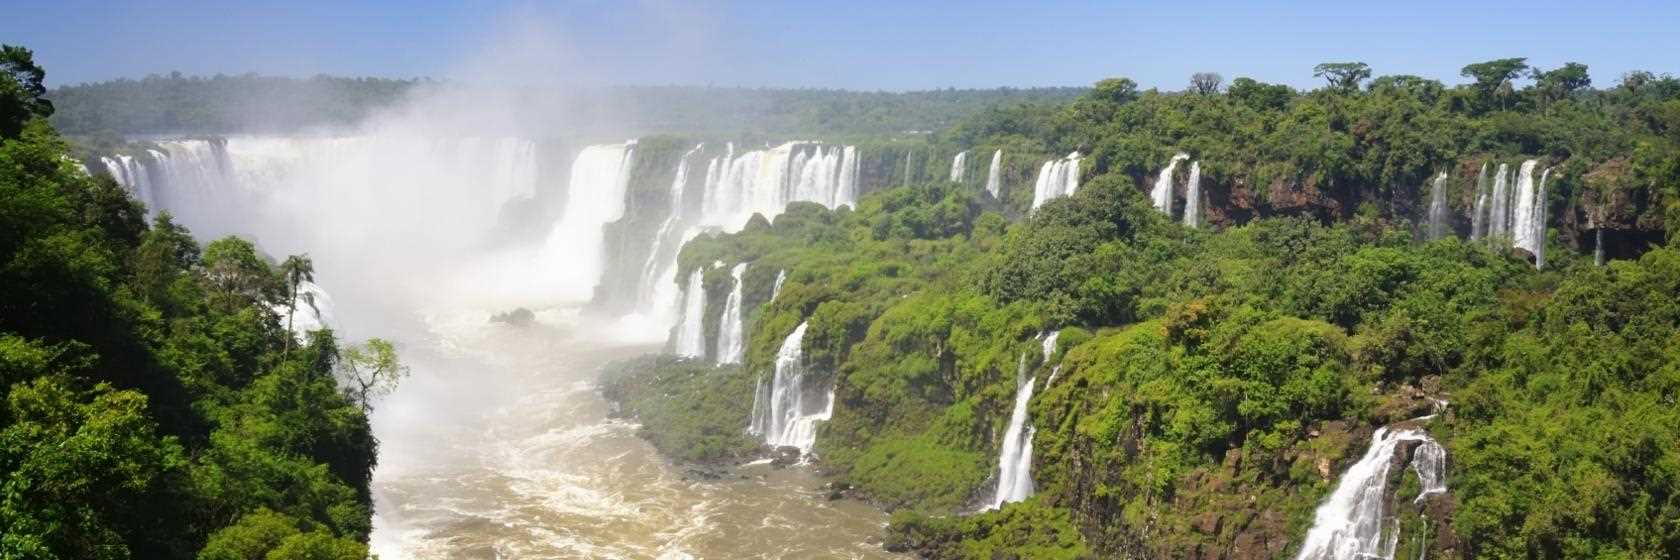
[366,306,898,559]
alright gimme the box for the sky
[5,0,1679,91]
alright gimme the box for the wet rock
[769,446,802,468]
[490,307,536,326]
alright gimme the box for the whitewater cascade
[1469,163,1490,240]
[546,142,637,301]
[950,151,968,183]
[984,150,1004,198]
[672,268,707,358]
[1183,160,1203,228]
[273,280,335,341]
[1426,172,1449,240]
[635,144,703,323]
[1152,153,1190,215]
[771,269,787,301]
[694,141,859,228]
[1294,426,1449,560]
[1510,160,1541,255]
[100,153,157,211]
[990,330,1059,508]
[1030,152,1081,209]
[1486,163,1512,241]
[749,321,834,454]
[715,263,749,365]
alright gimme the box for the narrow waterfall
[273,280,335,341]
[1595,228,1606,266]
[990,330,1059,508]
[950,151,968,183]
[672,268,707,358]
[715,263,749,365]
[1485,163,1511,241]
[1151,153,1190,215]
[771,269,787,301]
[1426,172,1449,240]
[1470,163,1490,240]
[1532,167,1551,269]
[984,149,1004,198]
[751,321,834,454]
[1030,152,1081,209]
[1183,160,1203,228]
[1510,160,1541,256]
[546,142,637,301]
[636,145,704,321]
[1294,426,1449,560]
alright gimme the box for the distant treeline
[47,72,1088,137]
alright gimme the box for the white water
[547,142,638,302]
[1183,160,1203,228]
[698,142,858,229]
[1510,160,1540,254]
[984,149,1003,199]
[1030,152,1081,210]
[634,144,703,328]
[751,321,834,454]
[273,279,335,340]
[1294,426,1449,560]
[1486,163,1511,241]
[1470,163,1490,240]
[1151,153,1190,215]
[1426,172,1449,240]
[949,151,968,183]
[672,268,707,358]
[989,330,1058,509]
[714,263,749,365]
[771,269,787,301]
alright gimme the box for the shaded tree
[278,254,314,357]
[0,44,53,139]
[1313,62,1372,92]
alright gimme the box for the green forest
[602,59,1680,559]
[2,46,399,559]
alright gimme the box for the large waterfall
[1294,426,1449,560]
[1030,152,1081,209]
[698,141,859,229]
[749,321,834,454]
[950,151,968,183]
[672,268,707,358]
[634,144,704,327]
[1426,172,1449,240]
[984,149,1003,198]
[715,263,749,365]
[990,330,1058,509]
[1467,159,1547,267]
[1151,153,1190,215]
[1182,160,1203,228]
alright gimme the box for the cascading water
[750,321,834,454]
[715,263,749,364]
[635,145,703,324]
[1470,163,1490,240]
[100,153,156,210]
[697,141,858,228]
[1030,152,1081,210]
[771,269,787,301]
[1426,172,1449,240]
[1532,167,1550,269]
[1485,163,1511,241]
[984,149,1003,198]
[990,330,1058,509]
[950,151,968,183]
[274,279,335,341]
[672,268,707,358]
[1294,425,1449,560]
[1183,160,1203,228]
[1151,153,1190,215]
[1510,160,1541,256]
[546,142,637,301]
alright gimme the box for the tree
[1313,62,1372,92]
[201,237,277,306]
[1090,78,1139,104]
[1227,77,1292,111]
[278,254,314,357]
[335,339,406,412]
[1460,57,1529,110]
[1189,72,1223,95]
[0,44,53,139]
[1533,62,1591,106]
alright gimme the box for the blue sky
[6,0,1678,91]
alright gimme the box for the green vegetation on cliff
[614,58,1680,559]
[2,46,387,559]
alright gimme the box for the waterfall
[714,263,749,365]
[697,141,858,229]
[1029,152,1081,210]
[950,151,968,183]
[1183,160,1203,228]
[984,149,1003,198]
[99,153,157,211]
[990,330,1059,508]
[545,142,637,301]
[1532,167,1550,269]
[1294,426,1449,560]
[1470,163,1490,240]
[1595,228,1606,266]
[636,145,704,323]
[672,268,707,358]
[751,321,834,454]
[771,269,787,301]
[1510,160,1541,256]
[1151,153,1190,215]
[1426,172,1449,240]
[273,280,335,341]
[1485,163,1511,241]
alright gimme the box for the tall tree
[1189,72,1223,95]
[1533,62,1591,106]
[0,44,54,139]
[335,338,407,413]
[1460,57,1530,110]
[1312,62,1372,92]
[279,254,314,357]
